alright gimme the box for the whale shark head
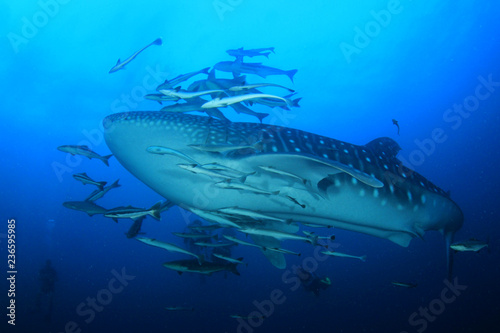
[104,111,463,267]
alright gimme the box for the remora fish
[165,306,194,311]
[230,314,266,320]
[391,281,418,288]
[72,172,107,190]
[62,201,107,216]
[226,47,275,59]
[144,93,180,104]
[264,247,301,256]
[136,237,202,264]
[159,88,226,100]
[188,141,262,153]
[57,145,113,166]
[103,112,464,272]
[239,227,317,245]
[223,235,263,250]
[104,202,162,222]
[321,251,367,262]
[172,232,215,239]
[156,67,210,90]
[84,179,120,202]
[229,83,294,92]
[201,94,290,109]
[214,61,297,82]
[177,164,252,181]
[194,241,235,247]
[109,38,162,73]
[146,146,199,164]
[213,254,245,265]
[162,259,240,276]
[188,208,242,229]
[450,238,488,252]
[392,119,400,135]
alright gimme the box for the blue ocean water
[1,1,499,332]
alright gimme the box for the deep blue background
[1,1,499,332]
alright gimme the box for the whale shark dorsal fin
[365,137,402,160]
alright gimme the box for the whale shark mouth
[103,111,463,268]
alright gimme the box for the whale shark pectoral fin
[250,234,286,269]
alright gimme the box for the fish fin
[286,69,298,83]
[149,201,162,220]
[251,235,286,269]
[256,112,269,123]
[208,68,216,81]
[177,271,183,275]
[101,154,113,166]
[365,137,402,160]
[200,67,210,74]
[113,218,118,223]
[110,179,120,188]
[229,264,240,276]
[152,37,162,45]
[174,86,181,92]
[115,59,121,65]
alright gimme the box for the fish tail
[292,98,302,108]
[229,264,240,276]
[97,181,107,190]
[101,154,113,166]
[149,201,162,220]
[269,47,275,53]
[256,112,269,123]
[110,179,121,189]
[286,69,298,83]
[360,255,367,262]
[152,37,162,46]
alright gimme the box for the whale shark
[103,111,463,270]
